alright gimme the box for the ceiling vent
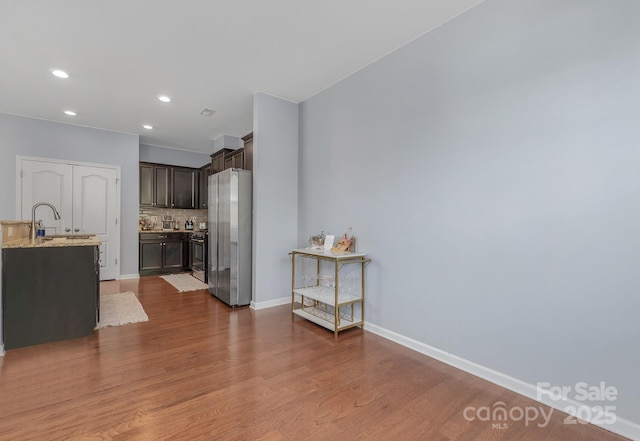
[200,108,216,117]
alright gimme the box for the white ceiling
[0,0,482,154]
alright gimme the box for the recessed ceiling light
[64,110,76,116]
[158,95,171,103]
[51,69,69,79]
[143,124,153,130]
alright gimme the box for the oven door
[190,239,206,282]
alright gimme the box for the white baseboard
[0,343,4,357]
[119,273,140,280]
[250,296,290,310]
[364,321,640,441]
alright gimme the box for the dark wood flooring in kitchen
[0,276,630,440]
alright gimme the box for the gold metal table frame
[289,248,370,337]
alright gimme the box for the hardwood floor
[0,276,630,440]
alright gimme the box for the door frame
[15,155,122,280]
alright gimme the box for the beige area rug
[95,292,149,329]
[160,273,209,292]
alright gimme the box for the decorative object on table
[331,227,356,253]
[160,273,209,292]
[308,231,325,249]
[95,292,149,329]
[323,234,335,251]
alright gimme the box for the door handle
[74,228,80,232]
[65,228,71,232]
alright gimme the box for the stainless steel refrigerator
[208,168,252,306]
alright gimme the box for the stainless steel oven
[189,231,208,283]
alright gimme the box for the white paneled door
[20,160,73,233]
[72,166,118,280]
[18,158,120,280]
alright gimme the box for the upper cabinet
[198,163,212,209]
[171,167,198,209]
[210,134,253,175]
[140,162,199,209]
[242,133,253,171]
[211,148,234,174]
[230,149,244,169]
[140,135,254,210]
[140,163,171,207]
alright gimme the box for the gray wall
[252,93,299,305]
[0,113,140,276]
[139,143,211,168]
[299,0,640,426]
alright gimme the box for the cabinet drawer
[139,232,184,242]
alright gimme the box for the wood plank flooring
[0,276,630,440]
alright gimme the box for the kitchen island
[1,220,100,351]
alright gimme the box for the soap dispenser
[36,220,44,237]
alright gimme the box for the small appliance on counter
[162,216,174,231]
[185,219,194,230]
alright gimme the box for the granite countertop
[139,229,203,233]
[2,236,101,249]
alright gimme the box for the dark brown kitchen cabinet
[171,167,197,209]
[242,133,253,171]
[139,240,163,272]
[211,149,233,174]
[224,154,233,170]
[139,232,188,276]
[211,148,246,173]
[2,245,99,350]
[199,163,212,209]
[140,163,171,207]
[230,148,245,169]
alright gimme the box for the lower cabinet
[2,245,99,350]
[139,233,188,276]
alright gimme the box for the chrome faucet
[30,202,61,242]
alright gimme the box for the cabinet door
[164,241,184,269]
[199,166,211,209]
[139,163,154,206]
[154,166,171,208]
[211,151,225,174]
[172,168,195,208]
[223,155,233,171]
[231,149,244,169]
[139,241,163,271]
[242,133,253,171]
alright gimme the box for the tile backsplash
[139,207,208,230]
